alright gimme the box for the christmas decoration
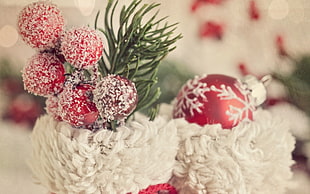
[17,1,65,50]
[60,26,104,69]
[173,74,268,129]
[93,74,138,125]
[19,0,181,193]
[58,83,99,127]
[45,95,62,121]
[15,0,298,194]
[22,52,65,96]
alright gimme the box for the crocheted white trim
[166,108,295,194]
[29,113,178,194]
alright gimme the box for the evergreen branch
[96,0,182,117]
[94,11,100,29]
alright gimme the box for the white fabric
[30,104,295,194]
[168,108,295,194]
[29,114,179,194]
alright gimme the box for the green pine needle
[95,0,182,119]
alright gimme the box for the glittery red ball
[22,52,65,96]
[17,1,65,50]
[46,95,62,121]
[61,27,104,69]
[137,183,178,194]
[93,75,138,123]
[58,84,99,127]
[173,74,256,129]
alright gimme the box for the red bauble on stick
[173,74,258,129]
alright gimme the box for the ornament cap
[242,75,271,106]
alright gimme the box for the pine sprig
[273,56,310,117]
[95,0,182,118]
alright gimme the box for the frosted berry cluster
[19,1,137,129]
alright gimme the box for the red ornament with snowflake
[173,74,258,129]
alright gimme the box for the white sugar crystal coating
[93,75,138,123]
[61,26,104,69]
[22,52,65,96]
[18,1,65,50]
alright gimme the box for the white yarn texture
[29,114,178,194]
[167,108,295,194]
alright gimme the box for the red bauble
[173,74,256,129]
[61,26,104,69]
[58,83,99,127]
[22,52,65,96]
[93,74,138,123]
[17,1,65,50]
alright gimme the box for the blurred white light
[0,25,18,48]
[74,0,96,16]
[268,0,289,20]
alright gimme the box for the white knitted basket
[30,104,295,194]
[29,113,179,194]
[166,108,295,194]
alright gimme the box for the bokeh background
[0,0,310,193]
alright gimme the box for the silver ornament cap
[242,75,272,106]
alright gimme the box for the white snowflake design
[173,76,255,126]
[209,81,255,126]
[173,76,210,118]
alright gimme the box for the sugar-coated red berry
[22,52,65,96]
[17,1,65,50]
[173,74,256,129]
[93,74,138,123]
[46,95,62,121]
[58,83,99,127]
[61,26,104,69]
